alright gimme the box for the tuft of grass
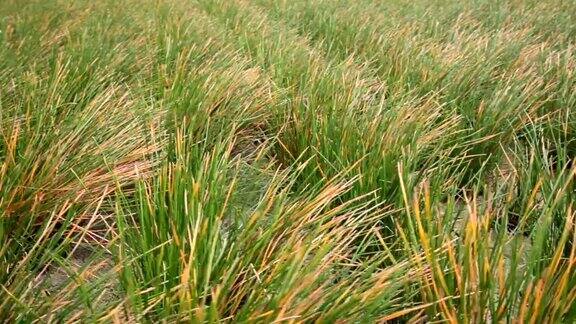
[113,131,415,322]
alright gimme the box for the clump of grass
[397,169,575,322]
[113,131,416,322]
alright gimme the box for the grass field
[1,0,575,322]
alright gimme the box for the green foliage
[0,0,574,322]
